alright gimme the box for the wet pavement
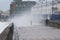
[13,24,60,40]
[11,13,60,40]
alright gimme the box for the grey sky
[0,0,13,11]
[0,0,37,11]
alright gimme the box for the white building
[2,11,10,16]
[31,0,56,22]
[31,0,52,14]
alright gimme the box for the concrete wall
[0,23,14,40]
[46,20,60,28]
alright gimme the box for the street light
[52,0,55,14]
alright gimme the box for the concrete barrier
[46,20,60,28]
[0,23,14,40]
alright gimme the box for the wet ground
[13,24,60,40]
[11,12,60,40]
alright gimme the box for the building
[53,2,60,13]
[2,11,10,16]
[0,11,10,21]
[10,0,36,14]
[10,2,16,15]
[31,0,52,14]
[50,1,60,20]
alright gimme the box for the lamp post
[52,0,54,14]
